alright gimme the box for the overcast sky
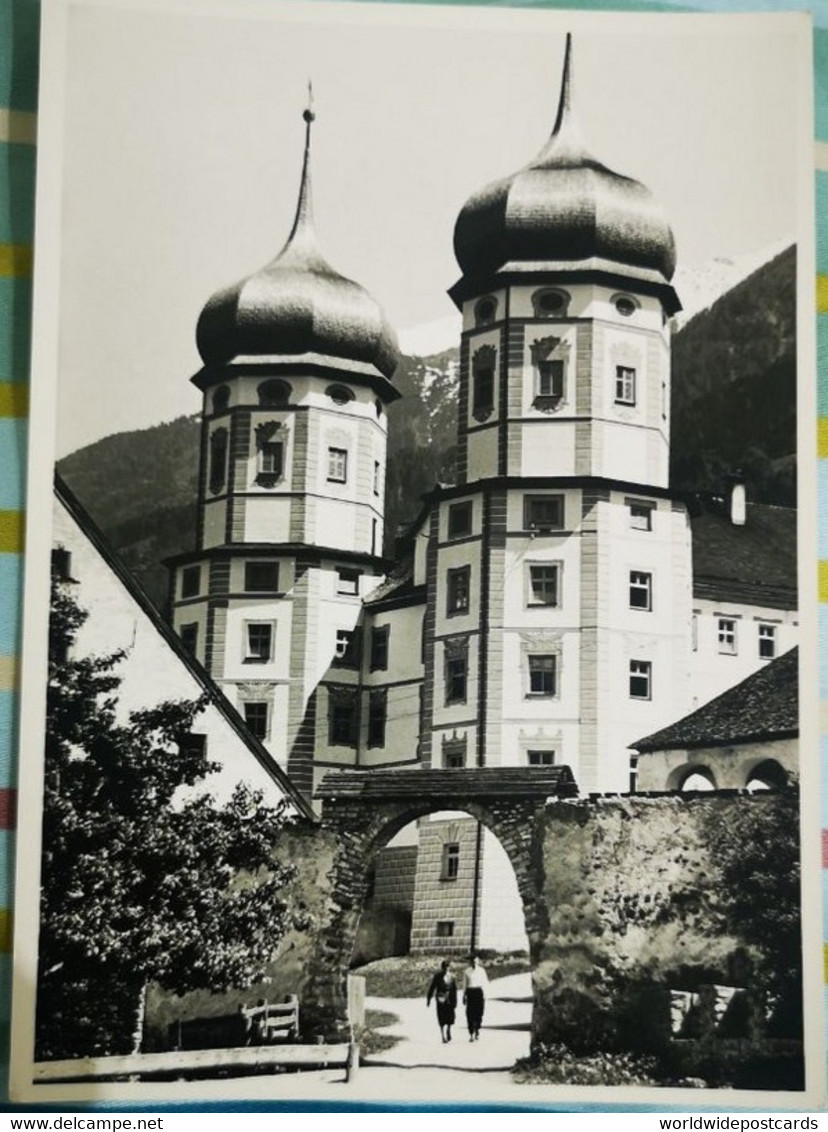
[42,0,811,456]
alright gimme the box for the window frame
[367,689,387,748]
[627,499,654,531]
[441,842,460,881]
[718,617,738,655]
[435,920,455,939]
[244,621,274,664]
[447,500,473,541]
[629,570,653,612]
[243,701,269,741]
[471,346,496,420]
[526,654,557,699]
[180,622,199,656]
[327,447,348,484]
[328,692,358,748]
[526,562,560,608]
[336,568,360,596]
[444,653,468,706]
[758,623,777,660]
[258,439,284,480]
[536,357,565,399]
[615,365,637,406]
[527,749,556,767]
[523,494,565,533]
[370,625,390,672]
[629,659,652,700]
[446,565,472,617]
[333,628,360,668]
[244,560,280,593]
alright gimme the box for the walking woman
[426,959,457,1043]
[462,953,489,1041]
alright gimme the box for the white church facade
[162,39,798,953]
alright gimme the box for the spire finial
[288,82,316,244]
[552,33,573,137]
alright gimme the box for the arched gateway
[300,767,577,1040]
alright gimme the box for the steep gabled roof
[690,501,797,608]
[54,473,316,821]
[633,647,799,754]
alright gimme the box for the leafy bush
[514,1043,662,1087]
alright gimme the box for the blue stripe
[0,831,14,906]
[0,555,21,655]
[0,419,26,509]
[818,315,828,416]
[817,174,828,277]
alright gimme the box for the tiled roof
[690,501,797,608]
[633,647,798,754]
[315,765,578,800]
[364,560,424,608]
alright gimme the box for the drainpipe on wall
[470,821,483,952]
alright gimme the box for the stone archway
[299,766,577,1040]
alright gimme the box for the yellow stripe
[0,383,28,418]
[0,244,33,277]
[0,109,37,146]
[819,562,828,603]
[0,510,24,553]
[0,910,10,954]
[0,656,18,692]
[818,275,828,314]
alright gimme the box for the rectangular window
[629,754,639,794]
[329,696,357,747]
[333,628,360,668]
[527,654,557,697]
[435,921,454,939]
[444,745,466,769]
[615,365,636,405]
[445,654,468,705]
[527,750,556,766]
[370,625,390,671]
[472,362,495,418]
[537,358,564,398]
[629,571,652,611]
[244,561,280,592]
[446,566,471,616]
[627,499,654,531]
[243,702,269,741]
[758,623,777,660]
[180,622,199,655]
[527,563,559,607]
[178,732,207,759]
[181,564,201,599]
[259,440,284,478]
[245,622,273,663]
[373,460,381,496]
[441,843,460,881]
[447,501,473,540]
[328,447,348,483]
[629,660,652,700]
[367,690,387,748]
[718,618,737,655]
[524,494,564,532]
[337,568,360,595]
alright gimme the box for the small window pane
[615,366,636,405]
[337,568,360,595]
[181,565,201,599]
[180,623,198,655]
[370,626,389,671]
[447,567,471,616]
[328,448,348,483]
[629,660,651,700]
[246,623,273,662]
[445,655,468,704]
[758,624,777,659]
[524,495,564,532]
[629,571,652,611]
[435,921,454,938]
[245,561,280,592]
[441,843,460,880]
[243,702,269,740]
[528,750,555,766]
[718,618,737,655]
[528,655,556,697]
[448,501,473,540]
[368,690,387,747]
[628,501,654,531]
[528,564,559,606]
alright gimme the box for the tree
[37,579,298,1060]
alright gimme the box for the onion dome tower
[168,97,400,796]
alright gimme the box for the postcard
[9,0,821,1109]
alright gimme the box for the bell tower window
[255,421,286,486]
[531,288,570,318]
[615,366,637,406]
[471,345,496,422]
[530,336,569,411]
[257,379,291,407]
[474,295,498,327]
[209,427,228,495]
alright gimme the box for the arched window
[471,345,496,422]
[531,288,570,318]
[474,295,498,327]
[208,427,228,495]
[212,384,230,413]
[257,379,291,408]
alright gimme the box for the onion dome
[197,101,399,380]
[452,36,678,302]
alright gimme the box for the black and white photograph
[10,0,820,1107]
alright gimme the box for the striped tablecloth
[1,0,826,1113]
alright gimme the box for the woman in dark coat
[426,959,457,1043]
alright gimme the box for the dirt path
[363,972,533,1073]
